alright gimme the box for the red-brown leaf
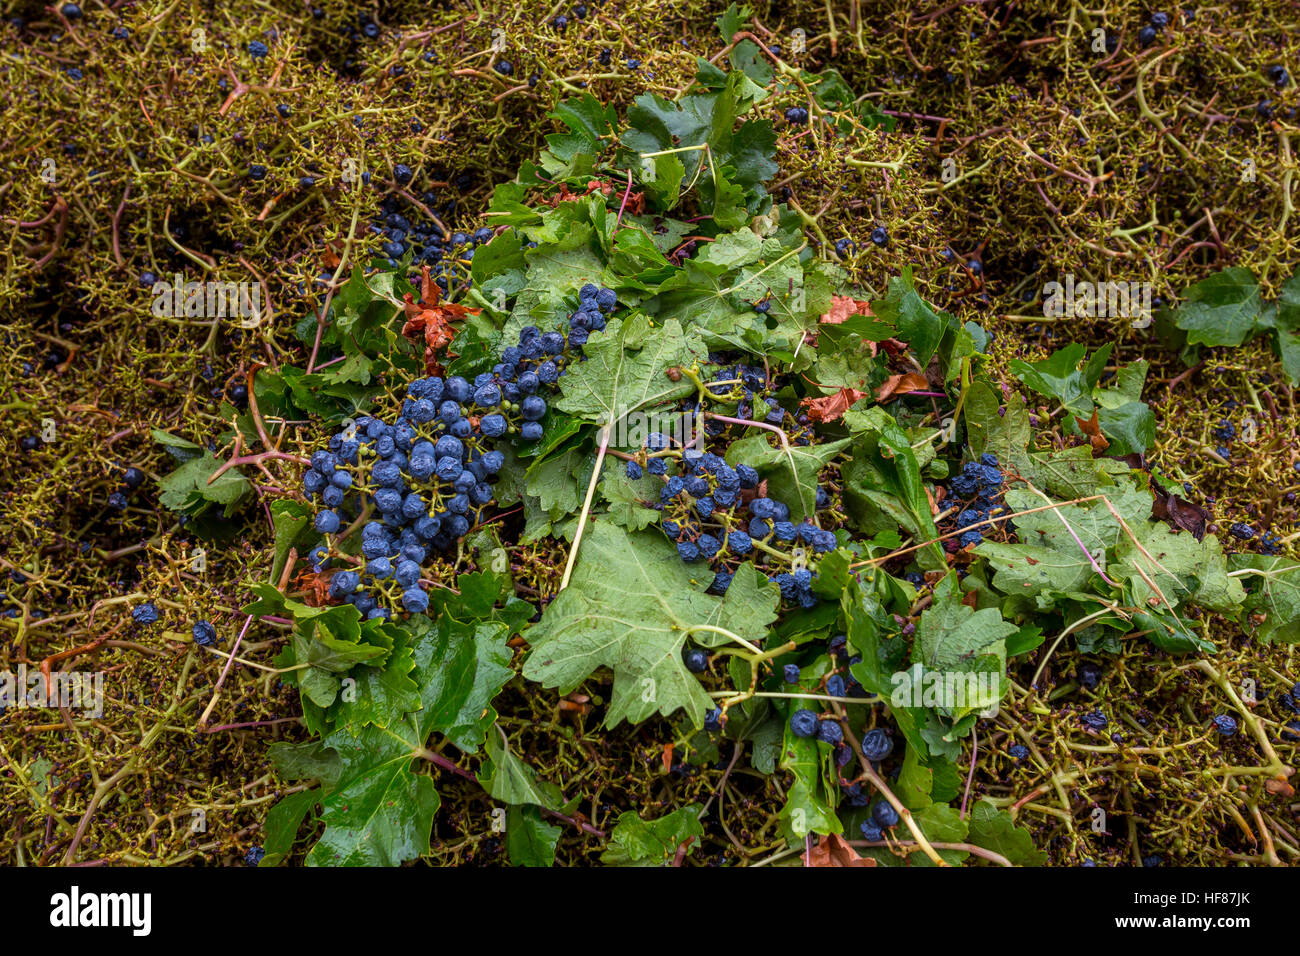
[1074,410,1110,456]
[400,265,480,375]
[800,387,868,423]
[805,833,877,867]
[876,372,930,403]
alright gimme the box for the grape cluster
[945,453,1004,548]
[301,283,620,616]
[704,361,783,424]
[638,443,838,605]
[301,376,510,618]
[695,355,817,448]
[370,194,493,292]
[486,283,616,439]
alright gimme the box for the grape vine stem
[558,424,611,592]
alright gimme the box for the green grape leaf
[505,805,563,867]
[553,315,702,427]
[478,726,564,810]
[601,805,705,866]
[522,522,778,727]
[913,574,1015,721]
[1172,267,1262,347]
[259,789,320,867]
[967,800,1047,866]
[1229,555,1300,643]
[726,433,851,523]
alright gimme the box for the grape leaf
[1009,343,1108,416]
[1229,555,1300,643]
[506,805,562,867]
[259,789,319,867]
[522,521,778,727]
[778,729,843,840]
[1114,518,1244,614]
[967,800,1047,866]
[842,405,942,567]
[1171,267,1262,347]
[914,574,1016,721]
[599,458,662,531]
[726,433,851,523]
[306,717,440,867]
[412,616,514,754]
[306,614,512,866]
[524,443,591,518]
[325,636,420,734]
[869,268,954,367]
[553,315,702,428]
[270,500,313,585]
[601,805,704,866]
[1274,271,1300,385]
[844,586,928,758]
[157,451,251,518]
[478,726,563,809]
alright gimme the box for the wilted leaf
[806,832,876,867]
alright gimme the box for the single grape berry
[783,664,800,683]
[861,728,894,761]
[789,709,818,738]
[1212,714,1237,736]
[816,719,843,745]
[132,602,159,625]
[244,846,265,866]
[1081,709,1109,730]
[683,647,709,673]
[192,620,217,646]
[871,801,899,828]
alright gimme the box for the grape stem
[685,623,762,655]
[703,412,811,517]
[707,690,878,705]
[833,701,948,866]
[558,424,611,592]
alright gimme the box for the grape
[132,602,159,625]
[871,801,899,828]
[861,728,894,761]
[789,709,818,738]
[859,820,884,841]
